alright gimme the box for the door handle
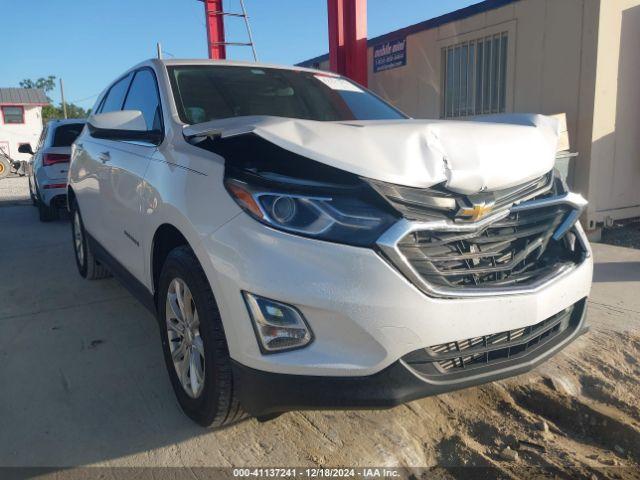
[98,151,111,164]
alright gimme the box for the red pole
[346,0,367,86]
[327,0,367,86]
[328,0,345,75]
[204,0,226,59]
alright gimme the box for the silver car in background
[21,119,85,221]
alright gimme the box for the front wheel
[157,246,246,428]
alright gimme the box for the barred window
[441,32,508,118]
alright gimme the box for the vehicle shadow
[0,197,32,208]
[593,261,640,283]
[0,205,246,468]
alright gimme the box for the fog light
[243,292,313,353]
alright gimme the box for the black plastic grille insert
[403,303,580,376]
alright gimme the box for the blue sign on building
[373,38,407,73]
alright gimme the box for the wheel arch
[150,223,193,300]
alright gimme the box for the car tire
[70,200,111,280]
[29,180,37,206]
[37,197,58,222]
[157,246,247,428]
[0,156,9,179]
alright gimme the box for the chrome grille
[397,204,576,289]
[403,304,578,375]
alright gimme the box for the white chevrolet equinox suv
[68,59,592,427]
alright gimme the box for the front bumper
[233,299,588,416]
[199,213,593,377]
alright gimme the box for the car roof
[135,58,333,77]
[47,118,86,127]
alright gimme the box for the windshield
[168,65,406,124]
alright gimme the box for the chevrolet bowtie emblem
[458,202,495,221]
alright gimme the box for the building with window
[299,0,640,230]
[0,88,48,163]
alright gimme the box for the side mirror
[88,110,161,144]
[18,144,34,155]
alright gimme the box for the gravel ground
[0,174,31,206]
[602,218,640,250]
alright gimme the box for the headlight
[225,176,396,246]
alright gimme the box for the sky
[0,0,480,109]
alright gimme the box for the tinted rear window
[52,124,85,147]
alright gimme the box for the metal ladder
[202,0,258,61]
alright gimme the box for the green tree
[20,75,90,122]
[41,103,90,122]
[19,75,57,95]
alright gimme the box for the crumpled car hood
[184,113,559,194]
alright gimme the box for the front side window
[123,69,162,131]
[2,106,25,124]
[100,73,133,114]
[441,32,508,118]
[168,65,406,124]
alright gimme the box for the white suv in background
[68,59,592,427]
[21,119,85,221]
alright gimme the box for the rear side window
[52,123,85,147]
[36,126,48,150]
[100,73,133,113]
[123,69,162,131]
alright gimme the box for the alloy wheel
[165,278,205,398]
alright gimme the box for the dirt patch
[417,330,640,478]
[255,328,640,477]
[240,340,636,478]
